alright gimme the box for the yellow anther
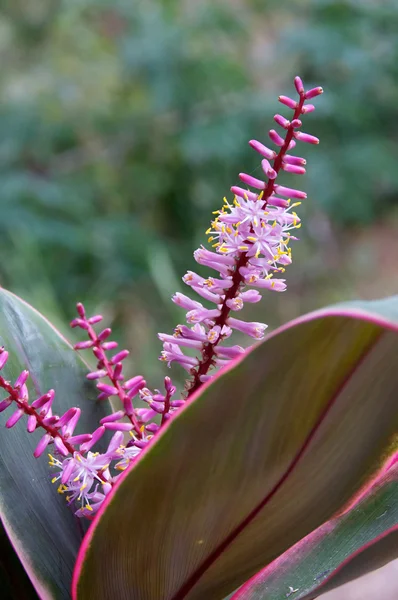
[86,504,93,512]
[290,202,302,208]
[51,476,58,484]
[212,242,220,248]
[238,245,249,251]
[243,193,248,201]
[80,483,87,491]
[271,281,275,288]
[247,236,257,242]
[205,227,212,235]
[258,191,264,200]
[255,248,260,258]
[208,237,214,243]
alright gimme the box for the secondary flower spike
[158,77,322,395]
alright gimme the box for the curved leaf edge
[72,296,398,599]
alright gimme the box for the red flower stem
[186,93,306,397]
[0,375,76,455]
[161,388,172,427]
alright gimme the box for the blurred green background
[1,0,397,387]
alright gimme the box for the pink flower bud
[76,303,85,317]
[268,129,285,147]
[6,409,24,428]
[100,411,125,424]
[34,434,51,458]
[86,369,107,380]
[0,349,9,369]
[273,114,290,129]
[274,185,307,199]
[110,350,129,364]
[102,341,118,351]
[96,383,119,397]
[98,328,112,342]
[294,76,304,94]
[305,86,323,99]
[284,154,306,166]
[282,163,306,175]
[74,340,94,350]
[80,426,105,452]
[239,173,265,190]
[261,159,277,179]
[14,370,29,388]
[294,131,320,145]
[301,104,315,114]
[230,186,258,201]
[248,139,277,160]
[88,315,103,324]
[0,398,12,412]
[278,95,297,109]
[54,437,69,456]
[104,422,133,432]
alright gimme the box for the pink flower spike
[294,76,305,94]
[284,154,306,166]
[274,185,307,199]
[54,437,69,457]
[301,104,315,114]
[282,163,306,175]
[88,315,103,324]
[34,434,51,458]
[86,369,107,380]
[249,140,277,160]
[294,131,320,145]
[305,86,323,99]
[230,186,258,201]
[96,383,119,397]
[0,349,9,369]
[261,159,277,179]
[278,95,297,109]
[102,341,118,351]
[100,411,125,424]
[14,370,29,388]
[80,426,105,452]
[74,340,94,350]
[104,422,133,432]
[6,409,24,428]
[273,114,290,129]
[268,129,285,147]
[239,173,265,190]
[110,350,129,364]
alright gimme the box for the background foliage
[0,0,397,388]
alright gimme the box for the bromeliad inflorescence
[0,77,322,518]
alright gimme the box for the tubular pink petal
[15,370,29,388]
[268,129,285,146]
[273,114,290,129]
[261,159,277,179]
[98,328,112,342]
[0,349,9,369]
[230,186,258,201]
[239,173,265,190]
[282,163,306,175]
[294,76,305,94]
[80,426,105,452]
[284,154,306,166]
[31,390,55,409]
[54,437,69,457]
[86,370,107,380]
[301,103,315,114]
[0,398,12,413]
[74,340,94,350]
[249,139,277,160]
[191,285,221,304]
[102,341,118,350]
[278,95,297,109]
[274,185,307,199]
[96,383,119,397]
[100,411,125,424]
[68,433,92,444]
[110,350,129,364]
[294,131,320,145]
[104,422,133,432]
[88,315,103,324]
[305,86,323,99]
[6,409,24,428]
[33,434,51,458]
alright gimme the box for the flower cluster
[159,77,323,395]
[0,305,183,517]
[0,77,322,518]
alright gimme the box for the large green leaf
[74,296,398,600]
[0,289,111,599]
[231,463,398,599]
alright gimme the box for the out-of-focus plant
[1,77,398,600]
